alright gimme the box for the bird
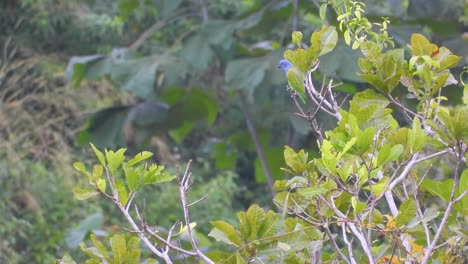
[277,59,306,103]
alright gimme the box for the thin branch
[188,194,208,207]
[414,149,449,164]
[134,206,198,257]
[319,195,375,264]
[420,155,465,264]
[117,204,173,263]
[413,166,432,245]
[237,90,276,197]
[387,154,419,192]
[179,162,215,264]
[129,20,168,50]
[341,223,357,264]
[320,217,352,264]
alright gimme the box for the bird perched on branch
[277,59,306,103]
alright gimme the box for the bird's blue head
[277,59,293,73]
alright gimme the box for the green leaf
[109,56,160,98]
[209,221,241,247]
[90,143,106,166]
[175,222,197,236]
[411,33,438,56]
[358,73,386,91]
[360,41,382,64]
[123,165,139,191]
[65,213,104,248]
[396,199,417,227]
[336,137,357,160]
[283,146,308,174]
[354,126,375,154]
[257,211,281,239]
[92,165,104,180]
[169,121,194,143]
[364,177,389,197]
[73,188,100,200]
[73,162,92,180]
[58,254,77,264]
[105,148,127,175]
[439,54,461,70]
[421,178,453,203]
[212,141,237,170]
[96,179,106,193]
[127,151,153,167]
[432,72,450,94]
[225,58,269,92]
[182,21,236,71]
[351,197,366,214]
[65,55,105,84]
[285,49,310,73]
[319,26,338,56]
[110,234,127,264]
[377,144,403,166]
[142,165,176,186]
[409,117,426,153]
[344,29,351,45]
[118,0,139,20]
[246,204,266,240]
[90,234,110,259]
[319,3,327,20]
[127,236,140,252]
[291,31,303,45]
[297,186,328,198]
[116,179,129,205]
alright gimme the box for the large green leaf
[225,57,270,93]
[411,33,438,56]
[421,178,453,202]
[65,213,104,248]
[320,41,363,82]
[209,221,242,247]
[181,20,236,71]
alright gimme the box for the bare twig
[420,156,466,264]
[319,195,375,264]
[341,223,357,264]
[118,204,173,263]
[237,90,276,197]
[178,161,215,264]
[320,217,352,264]
[134,206,198,257]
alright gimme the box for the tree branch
[237,90,276,197]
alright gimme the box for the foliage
[64,0,467,263]
[1,0,467,263]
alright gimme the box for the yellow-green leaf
[411,33,438,56]
[110,234,127,264]
[291,31,303,45]
[127,151,153,167]
[73,188,100,200]
[90,142,106,166]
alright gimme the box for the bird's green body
[278,59,306,104]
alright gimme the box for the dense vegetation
[0,0,466,263]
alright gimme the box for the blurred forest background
[0,0,466,263]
